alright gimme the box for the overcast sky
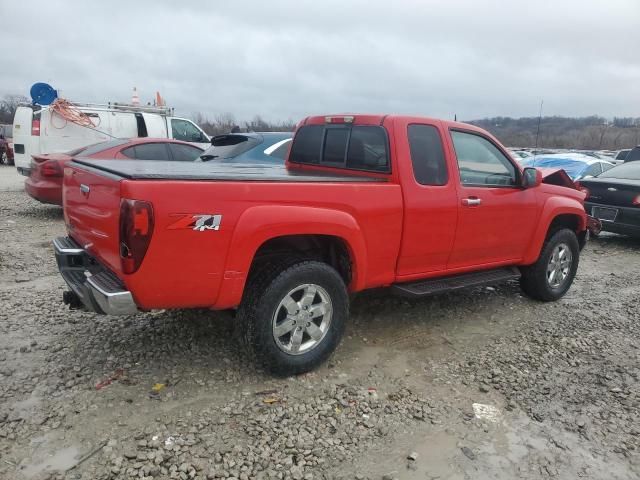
[1,1,639,123]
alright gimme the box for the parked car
[523,154,614,180]
[12,102,209,176]
[582,151,615,161]
[25,138,203,205]
[199,132,292,164]
[53,114,590,375]
[624,146,640,163]
[509,149,533,160]
[580,161,640,238]
[0,124,14,165]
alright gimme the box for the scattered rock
[461,447,476,460]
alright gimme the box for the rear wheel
[238,260,348,375]
[520,228,580,301]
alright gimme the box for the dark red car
[25,138,204,205]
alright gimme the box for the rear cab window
[289,124,390,173]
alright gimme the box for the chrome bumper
[53,237,138,315]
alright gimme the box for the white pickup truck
[12,102,210,175]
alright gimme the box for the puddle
[20,446,80,478]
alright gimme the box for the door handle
[462,197,482,206]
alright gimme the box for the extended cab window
[451,131,516,186]
[290,125,389,172]
[408,124,448,185]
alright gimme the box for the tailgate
[63,162,123,274]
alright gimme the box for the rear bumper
[585,202,640,237]
[25,177,63,205]
[53,236,138,315]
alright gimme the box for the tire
[238,260,348,376]
[520,228,580,301]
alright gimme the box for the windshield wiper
[200,154,219,162]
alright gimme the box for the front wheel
[238,260,348,375]
[520,228,580,301]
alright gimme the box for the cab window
[450,130,517,186]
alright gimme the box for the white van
[12,102,210,175]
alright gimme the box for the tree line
[469,116,640,150]
[190,112,296,136]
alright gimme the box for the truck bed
[71,158,386,183]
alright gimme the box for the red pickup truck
[54,114,590,374]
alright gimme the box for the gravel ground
[0,164,638,480]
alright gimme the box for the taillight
[633,195,640,206]
[31,118,40,136]
[119,199,154,274]
[40,160,63,177]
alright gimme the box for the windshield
[200,135,261,161]
[598,161,640,180]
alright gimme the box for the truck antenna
[533,99,543,166]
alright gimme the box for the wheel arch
[522,199,587,265]
[214,205,367,309]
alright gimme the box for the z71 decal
[168,214,222,231]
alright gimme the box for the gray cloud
[1,0,638,122]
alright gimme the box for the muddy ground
[0,164,638,480]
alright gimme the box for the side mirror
[522,167,542,188]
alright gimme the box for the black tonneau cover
[71,159,386,183]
